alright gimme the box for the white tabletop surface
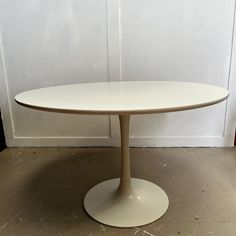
[15,81,229,115]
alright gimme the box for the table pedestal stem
[117,115,133,197]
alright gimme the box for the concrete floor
[0,147,235,236]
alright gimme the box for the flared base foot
[84,178,169,227]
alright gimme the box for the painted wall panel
[119,0,234,138]
[0,0,110,139]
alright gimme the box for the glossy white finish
[84,114,168,227]
[15,83,228,226]
[84,178,169,227]
[15,81,229,115]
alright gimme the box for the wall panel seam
[223,0,236,136]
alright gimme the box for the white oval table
[15,81,229,228]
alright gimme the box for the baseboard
[6,135,234,147]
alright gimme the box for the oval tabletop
[15,81,229,115]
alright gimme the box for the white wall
[0,0,235,147]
